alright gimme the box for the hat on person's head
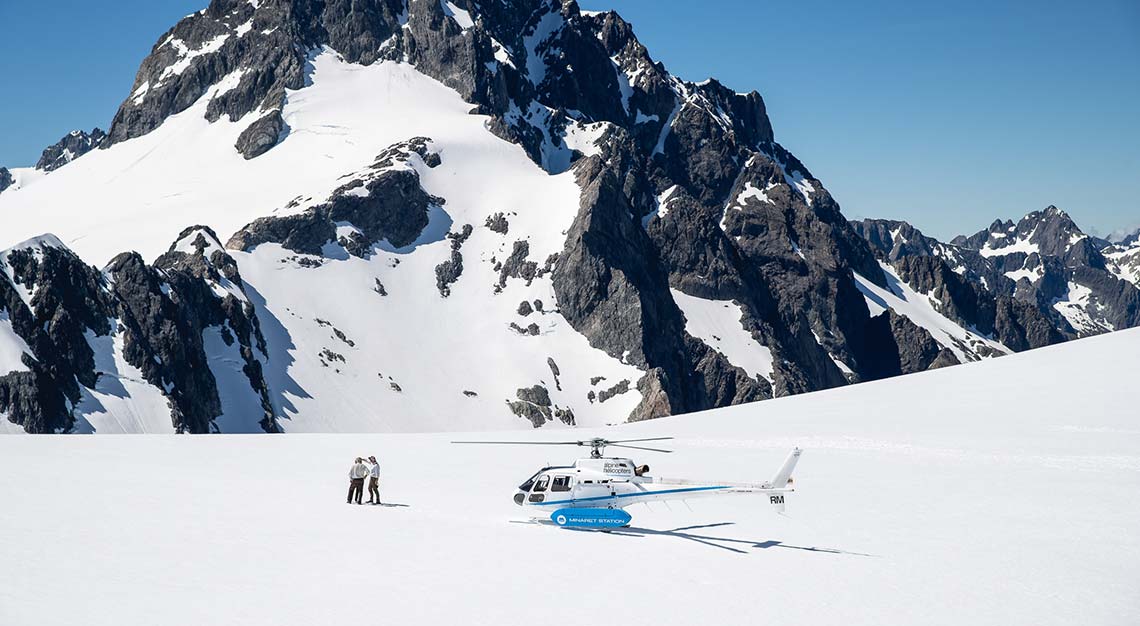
[355,457,363,462]
[368,456,376,462]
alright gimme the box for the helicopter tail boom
[767,447,802,489]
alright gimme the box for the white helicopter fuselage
[513,451,799,515]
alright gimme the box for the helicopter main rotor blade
[608,443,674,453]
[450,441,581,445]
[605,436,673,443]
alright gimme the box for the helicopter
[452,437,802,530]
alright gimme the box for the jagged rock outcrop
[12,0,1121,433]
[234,110,285,159]
[854,208,1140,345]
[102,0,981,421]
[228,138,444,256]
[859,310,958,380]
[0,167,13,193]
[35,128,106,172]
[0,230,275,433]
[0,236,116,432]
[508,384,574,427]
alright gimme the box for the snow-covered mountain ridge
[0,0,1134,433]
[853,206,1140,343]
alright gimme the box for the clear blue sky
[1,0,1137,239]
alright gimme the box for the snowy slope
[671,288,774,382]
[855,262,1009,362]
[0,52,642,432]
[2,329,1137,626]
[0,52,566,264]
[0,51,606,268]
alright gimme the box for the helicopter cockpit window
[533,476,550,493]
[551,476,573,492]
[518,470,542,492]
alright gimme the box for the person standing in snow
[367,456,381,505]
[348,457,369,504]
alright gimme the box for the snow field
[1,329,1137,625]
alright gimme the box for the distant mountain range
[1,0,1136,433]
[854,207,1140,342]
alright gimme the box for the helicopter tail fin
[769,447,802,489]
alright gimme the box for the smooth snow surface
[2,329,1138,625]
[0,310,32,375]
[671,288,773,382]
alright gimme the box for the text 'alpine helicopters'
[452,437,802,530]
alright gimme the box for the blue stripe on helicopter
[531,485,730,506]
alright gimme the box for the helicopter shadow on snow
[596,522,878,557]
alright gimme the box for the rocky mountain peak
[0,168,12,194]
[9,0,1084,434]
[34,128,107,172]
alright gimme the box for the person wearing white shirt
[348,457,369,504]
[367,455,381,505]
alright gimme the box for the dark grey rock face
[235,110,285,159]
[485,213,510,235]
[498,240,538,288]
[553,150,770,420]
[228,139,444,257]
[855,209,1140,344]
[507,383,573,426]
[0,239,116,432]
[29,0,1117,431]
[435,225,472,296]
[0,230,276,434]
[35,128,107,172]
[0,167,13,193]
[871,311,959,377]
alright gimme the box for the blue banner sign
[551,507,632,529]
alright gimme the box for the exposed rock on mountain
[228,138,445,256]
[235,110,286,159]
[5,0,1125,433]
[35,129,107,172]
[0,231,274,433]
[854,206,1140,344]
[0,168,12,194]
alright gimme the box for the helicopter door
[528,475,550,503]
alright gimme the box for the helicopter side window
[551,476,573,492]
[533,476,550,493]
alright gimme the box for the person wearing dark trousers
[348,457,369,504]
[367,456,381,505]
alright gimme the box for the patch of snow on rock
[671,289,773,382]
